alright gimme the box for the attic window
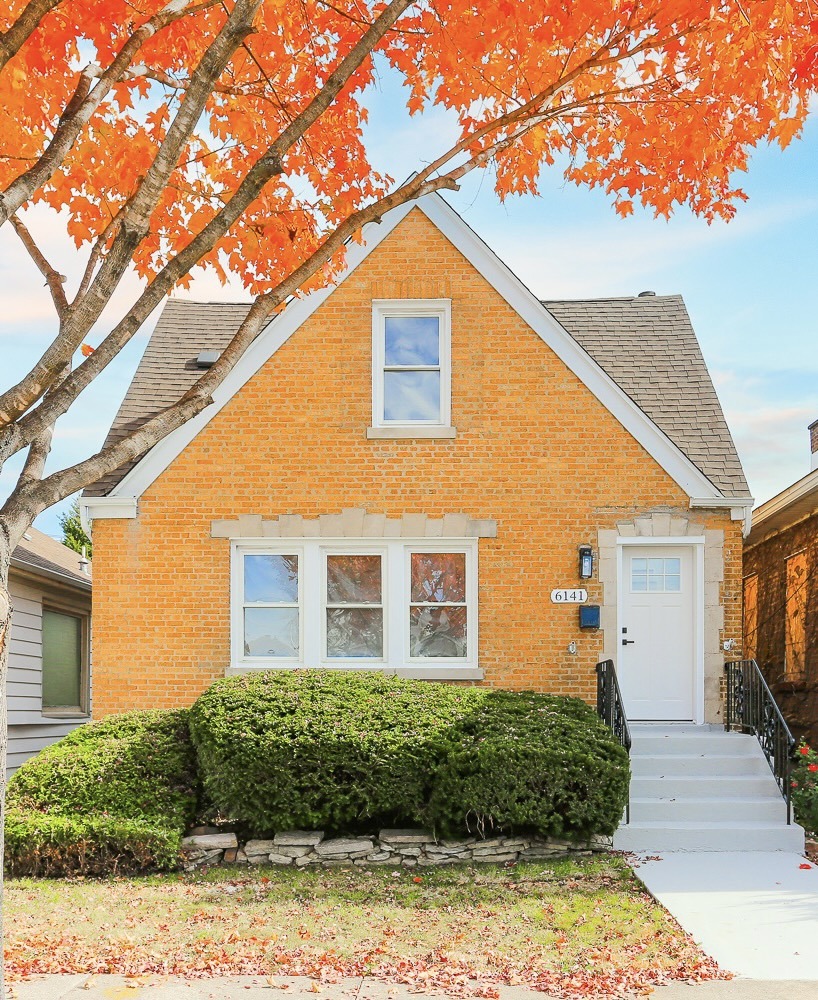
[368,299,455,439]
[196,350,220,369]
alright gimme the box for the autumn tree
[0,0,815,956]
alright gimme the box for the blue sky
[1,56,816,539]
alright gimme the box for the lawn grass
[5,857,725,997]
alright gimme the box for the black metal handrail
[596,659,632,824]
[724,658,796,824]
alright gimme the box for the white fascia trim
[110,202,417,501]
[690,495,755,536]
[752,467,818,527]
[81,496,138,526]
[416,196,723,501]
[109,191,724,503]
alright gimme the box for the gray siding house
[8,527,92,773]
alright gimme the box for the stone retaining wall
[181,828,613,870]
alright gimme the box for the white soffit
[108,193,724,508]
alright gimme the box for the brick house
[83,194,753,728]
[743,421,818,746]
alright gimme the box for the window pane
[383,371,441,422]
[631,558,647,573]
[664,558,681,575]
[244,554,298,603]
[665,575,681,592]
[327,555,381,604]
[648,559,663,576]
[326,608,384,658]
[384,315,440,366]
[410,606,467,657]
[631,574,647,592]
[411,552,466,603]
[244,607,299,657]
[42,610,82,709]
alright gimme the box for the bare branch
[0,0,62,73]
[8,214,68,318]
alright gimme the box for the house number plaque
[550,588,588,604]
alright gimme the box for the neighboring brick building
[743,422,818,745]
[83,194,752,725]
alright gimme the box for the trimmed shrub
[189,671,476,835]
[4,809,182,877]
[425,690,629,838]
[189,671,629,840]
[5,709,198,876]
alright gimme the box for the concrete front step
[630,774,782,800]
[613,820,805,853]
[630,752,770,777]
[629,796,788,824]
[630,732,759,756]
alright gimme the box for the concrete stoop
[613,724,805,853]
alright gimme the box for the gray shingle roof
[543,295,748,496]
[12,526,92,588]
[87,293,748,498]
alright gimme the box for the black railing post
[596,659,632,824]
[724,659,795,825]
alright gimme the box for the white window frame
[230,537,480,679]
[370,299,453,435]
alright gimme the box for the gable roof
[11,526,92,590]
[85,194,749,505]
[544,297,748,496]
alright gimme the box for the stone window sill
[227,664,483,681]
[366,426,457,439]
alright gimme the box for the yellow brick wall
[91,208,742,717]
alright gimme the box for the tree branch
[0,0,62,73]
[8,214,68,318]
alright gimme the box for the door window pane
[631,556,682,593]
[244,607,299,657]
[42,610,83,710]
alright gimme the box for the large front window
[232,539,477,676]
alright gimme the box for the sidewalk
[7,975,818,1000]
[632,852,818,980]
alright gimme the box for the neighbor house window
[42,608,87,714]
[785,551,808,678]
[371,300,451,430]
[743,574,758,662]
[232,539,477,676]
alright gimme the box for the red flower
[800,746,811,756]
[809,764,818,773]
[792,780,799,788]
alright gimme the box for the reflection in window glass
[410,552,467,658]
[244,554,298,603]
[42,610,83,710]
[384,316,439,365]
[244,607,299,657]
[326,554,384,658]
[383,371,441,422]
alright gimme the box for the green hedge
[189,671,629,840]
[5,709,198,876]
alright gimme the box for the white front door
[619,545,695,721]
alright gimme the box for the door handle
[622,639,636,646]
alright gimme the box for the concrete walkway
[632,852,818,980]
[7,975,818,1000]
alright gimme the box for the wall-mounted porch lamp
[578,545,593,580]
